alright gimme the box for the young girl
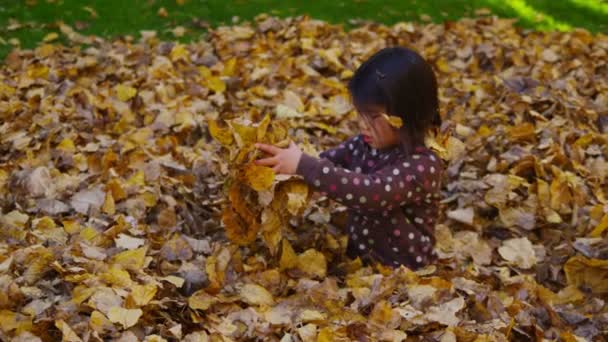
[255,47,443,270]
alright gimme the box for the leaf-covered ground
[0,15,607,341]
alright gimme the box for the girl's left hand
[254,141,303,175]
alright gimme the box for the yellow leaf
[72,285,96,304]
[126,170,145,187]
[111,247,147,272]
[57,138,76,153]
[244,163,275,191]
[100,266,133,288]
[257,114,272,141]
[107,307,143,329]
[436,58,450,73]
[142,192,158,207]
[239,283,275,307]
[27,65,49,79]
[198,65,212,78]
[159,275,185,288]
[43,32,59,42]
[370,300,395,324]
[296,249,327,279]
[23,247,54,284]
[102,191,115,215]
[106,179,127,201]
[55,319,83,342]
[317,327,336,342]
[0,310,17,332]
[589,214,608,237]
[188,290,217,311]
[89,310,113,333]
[79,226,99,242]
[283,181,309,216]
[0,83,16,97]
[230,121,258,147]
[554,285,585,305]
[115,84,137,102]
[208,120,234,146]
[222,57,237,76]
[261,209,283,254]
[127,283,158,307]
[298,309,326,322]
[382,114,403,128]
[279,239,298,270]
[206,76,226,93]
[34,216,56,229]
[222,206,259,246]
[170,44,189,62]
[564,255,608,293]
[175,111,196,131]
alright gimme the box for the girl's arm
[296,152,441,212]
[317,135,362,168]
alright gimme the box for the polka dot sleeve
[318,135,361,168]
[296,151,442,212]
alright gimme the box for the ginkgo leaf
[382,114,403,128]
[127,284,158,307]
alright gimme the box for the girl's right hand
[254,141,303,175]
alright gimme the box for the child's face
[357,106,400,150]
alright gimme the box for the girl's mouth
[363,135,372,143]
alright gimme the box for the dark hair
[348,47,441,155]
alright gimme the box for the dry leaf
[108,307,143,329]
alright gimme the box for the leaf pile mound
[0,14,607,341]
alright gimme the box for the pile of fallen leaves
[0,14,607,341]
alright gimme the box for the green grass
[1,0,608,59]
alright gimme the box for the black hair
[348,47,441,155]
